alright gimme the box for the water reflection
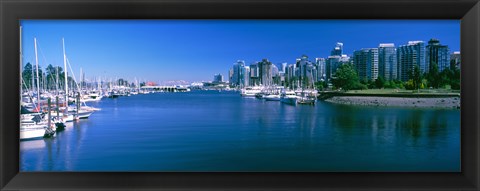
[20,91,460,172]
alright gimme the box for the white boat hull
[70,110,94,119]
[20,125,46,140]
[264,95,281,101]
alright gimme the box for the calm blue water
[20,91,460,172]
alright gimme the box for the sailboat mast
[34,38,40,109]
[63,38,68,112]
[56,66,59,94]
[80,68,82,92]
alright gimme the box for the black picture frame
[1,0,479,190]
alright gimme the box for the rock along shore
[324,96,460,109]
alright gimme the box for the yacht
[264,94,281,101]
[20,124,47,140]
[81,91,103,102]
[297,90,317,105]
[280,91,298,105]
[240,87,263,97]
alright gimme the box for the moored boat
[280,91,298,105]
[297,91,317,105]
[264,94,281,101]
[240,86,263,97]
[20,125,47,140]
[20,123,55,140]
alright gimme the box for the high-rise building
[326,55,350,81]
[230,60,248,87]
[285,63,297,88]
[426,38,450,72]
[228,68,234,83]
[353,48,378,81]
[281,62,287,73]
[296,55,316,87]
[271,64,281,85]
[326,42,349,82]
[315,58,326,81]
[378,43,397,80]
[331,42,343,56]
[259,59,273,86]
[213,74,223,83]
[397,41,425,81]
[450,51,461,69]
[243,66,250,87]
[249,63,260,86]
[272,64,279,77]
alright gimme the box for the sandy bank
[324,96,460,109]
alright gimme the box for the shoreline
[324,96,460,109]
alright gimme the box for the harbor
[20,90,460,171]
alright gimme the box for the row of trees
[22,63,135,91]
[330,63,460,91]
[22,62,74,91]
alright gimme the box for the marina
[20,90,460,172]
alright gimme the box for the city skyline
[21,20,460,83]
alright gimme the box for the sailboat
[61,38,95,119]
[20,37,56,140]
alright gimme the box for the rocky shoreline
[324,96,460,109]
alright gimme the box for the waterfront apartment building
[213,74,223,83]
[353,48,379,81]
[426,39,450,72]
[249,63,260,86]
[259,59,273,86]
[285,63,297,88]
[378,43,397,80]
[230,60,249,87]
[326,55,350,82]
[326,42,350,82]
[280,62,287,73]
[397,41,426,81]
[450,51,461,69]
[315,58,326,81]
[296,55,316,87]
[243,66,250,87]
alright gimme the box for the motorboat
[280,91,298,105]
[240,87,262,97]
[264,94,281,101]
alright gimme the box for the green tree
[426,62,439,88]
[332,64,360,91]
[384,80,393,88]
[404,79,415,90]
[451,67,460,90]
[375,76,385,89]
[45,64,57,90]
[22,62,33,89]
[408,65,422,90]
[314,81,327,91]
[30,66,44,91]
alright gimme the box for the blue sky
[21,20,460,83]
